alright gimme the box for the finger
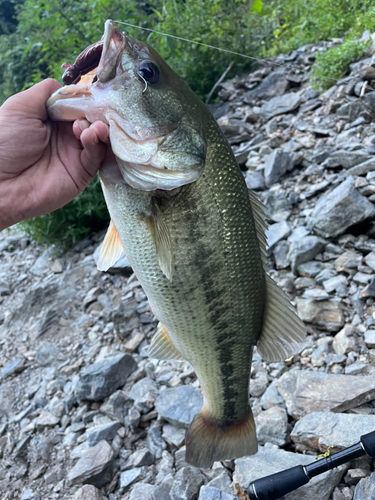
[89,121,110,144]
[79,127,107,178]
[3,79,61,122]
[72,119,91,140]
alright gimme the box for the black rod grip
[248,465,309,500]
[361,430,375,457]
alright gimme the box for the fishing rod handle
[248,465,309,500]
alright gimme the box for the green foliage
[311,38,369,90]
[4,0,375,246]
[20,176,109,246]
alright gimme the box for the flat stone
[246,69,290,100]
[262,92,302,119]
[245,172,265,191]
[345,469,371,485]
[266,221,292,252]
[264,149,294,187]
[120,467,145,489]
[297,261,322,278]
[67,440,114,487]
[276,371,375,419]
[128,377,159,413]
[123,449,155,470]
[75,353,137,401]
[163,423,186,447]
[335,251,363,272]
[100,390,127,421]
[364,251,375,271]
[289,236,325,274]
[111,299,140,341]
[348,158,375,176]
[354,472,375,499]
[29,247,54,276]
[264,192,292,222]
[147,425,167,459]
[233,443,346,500]
[364,330,375,348]
[259,381,284,410]
[169,466,205,500]
[1,358,26,378]
[72,485,102,500]
[35,410,60,430]
[206,471,233,495]
[361,276,375,298]
[87,421,121,447]
[273,241,290,269]
[323,275,348,294]
[155,386,203,429]
[255,406,289,446]
[296,298,344,332]
[35,342,58,366]
[291,412,375,452]
[322,151,370,169]
[310,177,375,238]
[129,483,155,500]
[198,486,236,500]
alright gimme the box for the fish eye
[137,61,160,84]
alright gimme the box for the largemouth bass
[47,20,305,468]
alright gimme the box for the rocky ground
[3,34,375,500]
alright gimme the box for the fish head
[47,20,207,191]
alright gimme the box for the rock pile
[3,35,375,499]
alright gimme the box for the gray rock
[255,406,289,446]
[75,353,137,401]
[155,386,203,428]
[276,371,375,418]
[347,158,375,176]
[163,423,186,447]
[233,443,346,500]
[111,299,140,341]
[123,448,155,470]
[296,297,344,332]
[297,261,322,277]
[35,342,58,366]
[169,466,205,500]
[87,420,121,447]
[364,251,375,271]
[259,381,284,410]
[264,192,292,222]
[198,486,236,500]
[354,472,375,499]
[364,330,375,348]
[262,92,302,119]
[266,221,292,252]
[206,471,233,495]
[29,247,54,276]
[129,483,155,500]
[322,151,370,169]
[128,377,159,413]
[310,177,375,238]
[332,325,357,355]
[289,236,325,274]
[245,172,265,191]
[147,425,167,459]
[273,241,291,269]
[72,485,102,500]
[120,467,145,489]
[264,149,294,187]
[247,69,290,100]
[1,358,25,378]
[100,390,127,421]
[154,474,174,498]
[34,410,60,430]
[67,440,114,487]
[292,412,375,452]
[361,276,375,297]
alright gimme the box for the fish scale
[46,19,305,468]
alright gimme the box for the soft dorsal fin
[149,322,185,361]
[149,200,174,281]
[97,220,124,272]
[257,274,306,362]
[248,190,269,269]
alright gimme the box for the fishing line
[113,19,370,90]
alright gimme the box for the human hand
[0,78,109,231]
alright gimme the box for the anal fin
[97,220,124,272]
[257,274,306,363]
[149,323,184,361]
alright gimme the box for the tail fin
[185,408,258,468]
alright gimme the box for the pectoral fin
[97,220,124,271]
[149,200,174,281]
[257,274,306,362]
[149,322,184,360]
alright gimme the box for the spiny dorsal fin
[248,190,269,269]
[97,220,124,272]
[150,200,174,281]
[257,274,306,362]
[149,322,184,361]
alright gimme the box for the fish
[46,20,306,468]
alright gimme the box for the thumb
[2,79,61,122]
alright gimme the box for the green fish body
[47,20,305,468]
